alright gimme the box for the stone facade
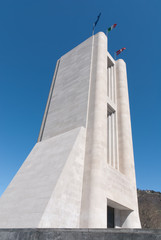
[0,32,141,228]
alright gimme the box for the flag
[116,47,126,55]
[93,13,101,29]
[108,24,117,32]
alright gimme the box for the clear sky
[0,0,161,197]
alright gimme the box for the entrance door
[107,206,115,228]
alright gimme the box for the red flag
[116,47,126,55]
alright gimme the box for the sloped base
[0,127,86,228]
[0,229,160,240]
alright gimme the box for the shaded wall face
[107,58,136,180]
[107,61,119,171]
[106,58,141,227]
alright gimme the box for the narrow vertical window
[107,63,115,103]
[107,104,119,169]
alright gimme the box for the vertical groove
[113,66,116,103]
[114,112,118,170]
[37,59,60,142]
[111,66,113,101]
[109,67,111,99]
[107,113,109,164]
[111,114,113,167]
[107,68,109,97]
[108,115,111,165]
[112,113,116,168]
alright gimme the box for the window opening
[107,206,115,228]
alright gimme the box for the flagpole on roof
[92,13,101,36]
[92,23,95,36]
[106,29,108,52]
[114,52,116,60]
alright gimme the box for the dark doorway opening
[107,206,115,228]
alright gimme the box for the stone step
[0,229,161,240]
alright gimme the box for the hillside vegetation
[138,189,161,228]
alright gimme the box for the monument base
[0,228,160,240]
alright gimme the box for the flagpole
[92,23,95,36]
[106,29,108,37]
[92,13,101,36]
[106,30,108,53]
[114,52,116,60]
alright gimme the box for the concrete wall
[116,59,136,182]
[80,32,108,228]
[0,34,94,228]
[0,127,86,228]
[0,32,141,228]
[40,36,93,141]
[80,33,141,228]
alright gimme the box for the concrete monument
[0,32,141,228]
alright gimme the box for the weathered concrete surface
[0,229,160,240]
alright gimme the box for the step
[0,229,161,240]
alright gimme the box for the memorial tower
[0,32,141,228]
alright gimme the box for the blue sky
[0,0,161,197]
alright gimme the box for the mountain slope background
[138,189,161,228]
